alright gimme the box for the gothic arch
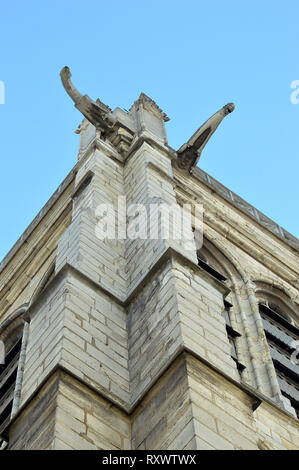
[0,263,55,341]
[29,262,55,309]
[0,304,28,350]
[253,280,299,326]
[0,303,29,438]
[198,234,245,287]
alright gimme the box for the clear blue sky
[0,1,298,262]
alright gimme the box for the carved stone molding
[192,167,299,252]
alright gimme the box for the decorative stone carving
[60,66,136,155]
[175,103,235,172]
[60,66,116,137]
[130,93,170,122]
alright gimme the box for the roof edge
[192,166,299,252]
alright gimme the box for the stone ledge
[27,244,230,317]
[2,133,297,280]
[2,135,297,283]
[2,348,297,444]
[125,134,176,163]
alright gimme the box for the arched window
[196,247,227,283]
[0,264,54,440]
[0,331,22,435]
[259,301,299,418]
[0,307,28,438]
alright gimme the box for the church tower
[0,68,298,450]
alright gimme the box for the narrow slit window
[196,250,227,283]
[224,301,245,377]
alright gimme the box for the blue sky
[0,1,298,262]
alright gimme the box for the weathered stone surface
[0,87,298,450]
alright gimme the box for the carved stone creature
[60,66,116,137]
[176,103,235,173]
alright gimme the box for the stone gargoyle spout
[176,103,235,173]
[60,66,115,131]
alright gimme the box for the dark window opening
[196,251,227,283]
[224,301,245,376]
[0,336,22,436]
[259,303,299,338]
[259,303,299,418]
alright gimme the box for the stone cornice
[0,170,77,276]
[175,187,298,289]
[2,349,297,441]
[192,166,299,252]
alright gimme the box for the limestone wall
[1,96,298,450]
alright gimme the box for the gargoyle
[176,103,235,173]
[60,66,116,135]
